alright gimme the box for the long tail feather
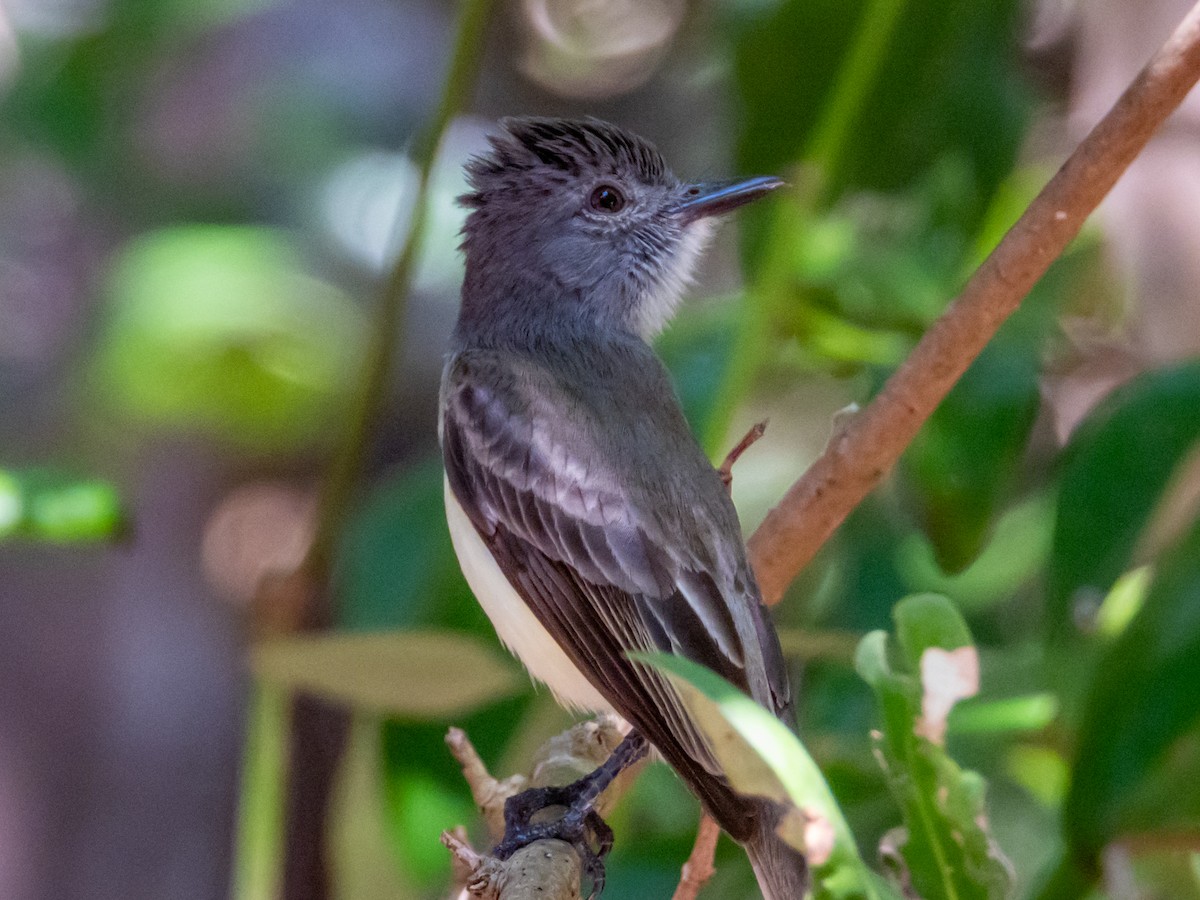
[744,804,809,900]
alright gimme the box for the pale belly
[443,477,614,715]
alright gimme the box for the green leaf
[1048,360,1200,643]
[899,237,1085,573]
[894,593,973,665]
[733,0,1029,208]
[901,336,1041,572]
[637,652,893,900]
[336,457,483,633]
[251,630,523,718]
[1064,516,1200,858]
[0,467,126,542]
[91,225,365,452]
[855,595,1013,899]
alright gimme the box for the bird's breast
[443,476,614,715]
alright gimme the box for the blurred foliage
[92,225,365,452]
[251,630,523,718]
[0,467,126,542]
[1048,361,1200,644]
[5,0,1200,898]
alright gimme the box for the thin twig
[671,815,721,900]
[747,1,1200,605]
[447,727,529,843]
[718,420,768,492]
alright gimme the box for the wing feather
[441,346,790,838]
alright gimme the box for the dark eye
[589,184,626,213]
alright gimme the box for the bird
[439,116,806,899]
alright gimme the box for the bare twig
[671,814,721,900]
[717,420,768,492]
[447,727,530,843]
[747,1,1200,605]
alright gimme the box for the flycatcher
[441,116,806,899]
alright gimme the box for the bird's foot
[491,731,648,898]
[493,785,614,895]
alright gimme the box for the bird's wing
[441,348,788,830]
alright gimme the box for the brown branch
[446,727,530,842]
[671,814,721,900]
[746,1,1200,605]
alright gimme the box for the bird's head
[458,117,782,341]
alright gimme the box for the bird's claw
[494,785,614,898]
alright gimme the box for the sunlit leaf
[91,225,365,452]
[251,630,523,718]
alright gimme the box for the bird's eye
[589,184,626,213]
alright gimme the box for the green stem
[805,0,910,192]
[304,0,494,590]
[236,3,494,896]
[702,0,910,454]
[233,685,291,900]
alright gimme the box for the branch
[670,815,721,900]
[747,1,1200,605]
[444,717,644,900]
[718,420,768,491]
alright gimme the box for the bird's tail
[744,804,809,900]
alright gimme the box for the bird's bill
[674,176,785,225]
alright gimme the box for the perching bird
[440,116,806,899]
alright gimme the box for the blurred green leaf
[901,339,1041,572]
[897,490,1055,612]
[893,592,973,663]
[901,232,1089,572]
[1048,361,1200,643]
[337,457,483,633]
[733,0,1029,207]
[639,652,892,900]
[1064,516,1200,858]
[384,768,477,886]
[92,225,365,452]
[949,694,1058,737]
[655,299,739,436]
[0,467,126,542]
[856,595,1013,899]
[251,630,523,718]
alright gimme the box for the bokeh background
[3,0,1200,898]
